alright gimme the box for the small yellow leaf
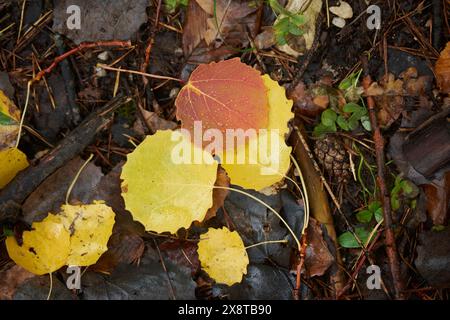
[6,214,70,275]
[0,90,21,150]
[60,201,115,266]
[121,130,218,234]
[198,227,249,286]
[0,147,29,189]
[219,75,293,190]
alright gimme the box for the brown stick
[0,95,131,221]
[362,75,405,299]
[32,40,132,83]
[141,0,163,86]
[293,232,308,300]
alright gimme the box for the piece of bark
[0,95,131,222]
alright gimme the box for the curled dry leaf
[121,130,218,234]
[197,227,249,286]
[182,0,259,63]
[367,69,431,128]
[304,218,334,277]
[435,42,450,94]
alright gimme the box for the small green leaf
[276,33,287,46]
[289,24,303,36]
[347,117,359,131]
[339,78,353,91]
[290,14,306,26]
[343,103,362,114]
[313,123,336,137]
[391,194,400,211]
[275,17,290,31]
[0,111,16,125]
[338,227,371,248]
[356,210,373,223]
[321,109,337,127]
[336,115,349,131]
[368,201,381,212]
[374,207,383,223]
[361,115,371,131]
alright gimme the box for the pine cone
[314,135,351,183]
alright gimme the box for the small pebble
[332,17,346,28]
[97,51,110,61]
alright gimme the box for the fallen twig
[362,74,405,299]
[141,0,163,87]
[32,40,132,83]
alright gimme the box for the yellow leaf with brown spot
[60,201,115,266]
[6,214,70,275]
[197,227,249,286]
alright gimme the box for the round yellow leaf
[219,75,293,190]
[198,227,249,286]
[121,130,218,234]
[6,214,70,275]
[60,201,115,266]
[0,147,29,189]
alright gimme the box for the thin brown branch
[362,74,405,299]
[32,40,132,83]
[141,0,163,86]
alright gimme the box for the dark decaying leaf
[0,265,35,300]
[415,227,450,288]
[304,218,334,277]
[213,264,296,300]
[53,0,148,44]
[183,0,259,63]
[389,108,450,225]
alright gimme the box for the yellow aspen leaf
[0,147,29,189]
[6,214,70,275]
[60,201,115,266]
[197,227,249,286]
[0,90,21,150]
[219,75,293,190]
[121,130,218,234]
